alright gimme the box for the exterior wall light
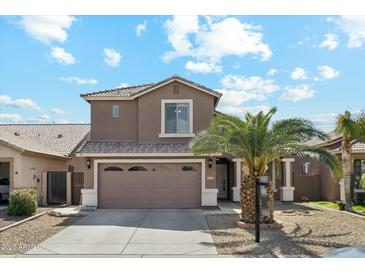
[208,157,213,168]
[86,159,91,169]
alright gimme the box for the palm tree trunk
[342,140,353,211]
[240,172,274,223]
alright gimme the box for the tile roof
[77,141,192,154]
[305,131,342,146]
[0,124,90,158]
[81,83,153,98]
[81,75,222,99]
[352,142,365,151]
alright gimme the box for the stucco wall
[292,157,340,200]
[67,155,94,189]
[90,100,138,142]
[137,82,215,144]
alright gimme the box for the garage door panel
[98,162,201,208]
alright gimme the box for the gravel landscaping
[0,214,83,255]
[0,207,53,229]
[206,203,365,257]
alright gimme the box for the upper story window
[112,105,119,117]
[302,162,310,175]
[159,99,194,138]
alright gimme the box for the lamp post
[255,176,269,243]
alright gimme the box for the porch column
[41,171,47,206]
[66,172,72,205]
[280,158,295,201]
[232,158,242,202]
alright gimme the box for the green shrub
[8,188,37,216]
[336,201,346,211]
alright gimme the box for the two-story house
[76,76,242,208]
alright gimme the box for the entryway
[216,158,231,200]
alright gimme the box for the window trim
[159,99,194,138]
[112,105,119,118]
[302,162,310,175]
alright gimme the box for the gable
[81,76,222,107]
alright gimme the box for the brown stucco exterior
[292,157,340,201]
[90,100,138,142]
[88,81,215,144]
[137,81,215,144]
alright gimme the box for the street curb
[0,210,50,233]
[300,202,365,220]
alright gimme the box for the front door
[216,164,228,199]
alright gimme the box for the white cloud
[337,16,365,48]
[60,76,98,85]
[136,20,147,37]
[51,107,65,115]
[317,65,340,79]
[117,83,129,88]
[103,48,122,67]
[319,34,339,50]
[280,85,315,102]
[305,113,338,131]
[17,16,75,44]
[218,105,271,117]
[50,47,76,65]
[267,69,278,76]
[185,60,222,74]
[163,15,199,61]
[163,16,272,71]
[291,67,308,80]
[0,113,23,123]
[0,94,41,111]
[218,75,279,106]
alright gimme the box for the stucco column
[232,158,242,202]
[280,158,295,201]
[66,172,72,205]
[41,171,47,206]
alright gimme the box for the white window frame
[302,162,310,175]
[159,99,195,138]
[112,105,119,117]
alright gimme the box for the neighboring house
[76,75,243,208]
[0,124,90,205]
[281,132,365,202]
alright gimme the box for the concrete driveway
[26,209,217,256]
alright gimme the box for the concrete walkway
[26,209,217,256]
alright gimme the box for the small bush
[8,188,37,216]
[336,201,346,211]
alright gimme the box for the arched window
[182,166,197,171]
[104,166,123,172]
[128,166,148,171]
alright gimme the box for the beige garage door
[98,163,201,208]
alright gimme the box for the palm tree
[335,110,365,211]
[191,107,341,223]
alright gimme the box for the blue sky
[0,15,364,131]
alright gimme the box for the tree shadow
[205,213,353,257]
